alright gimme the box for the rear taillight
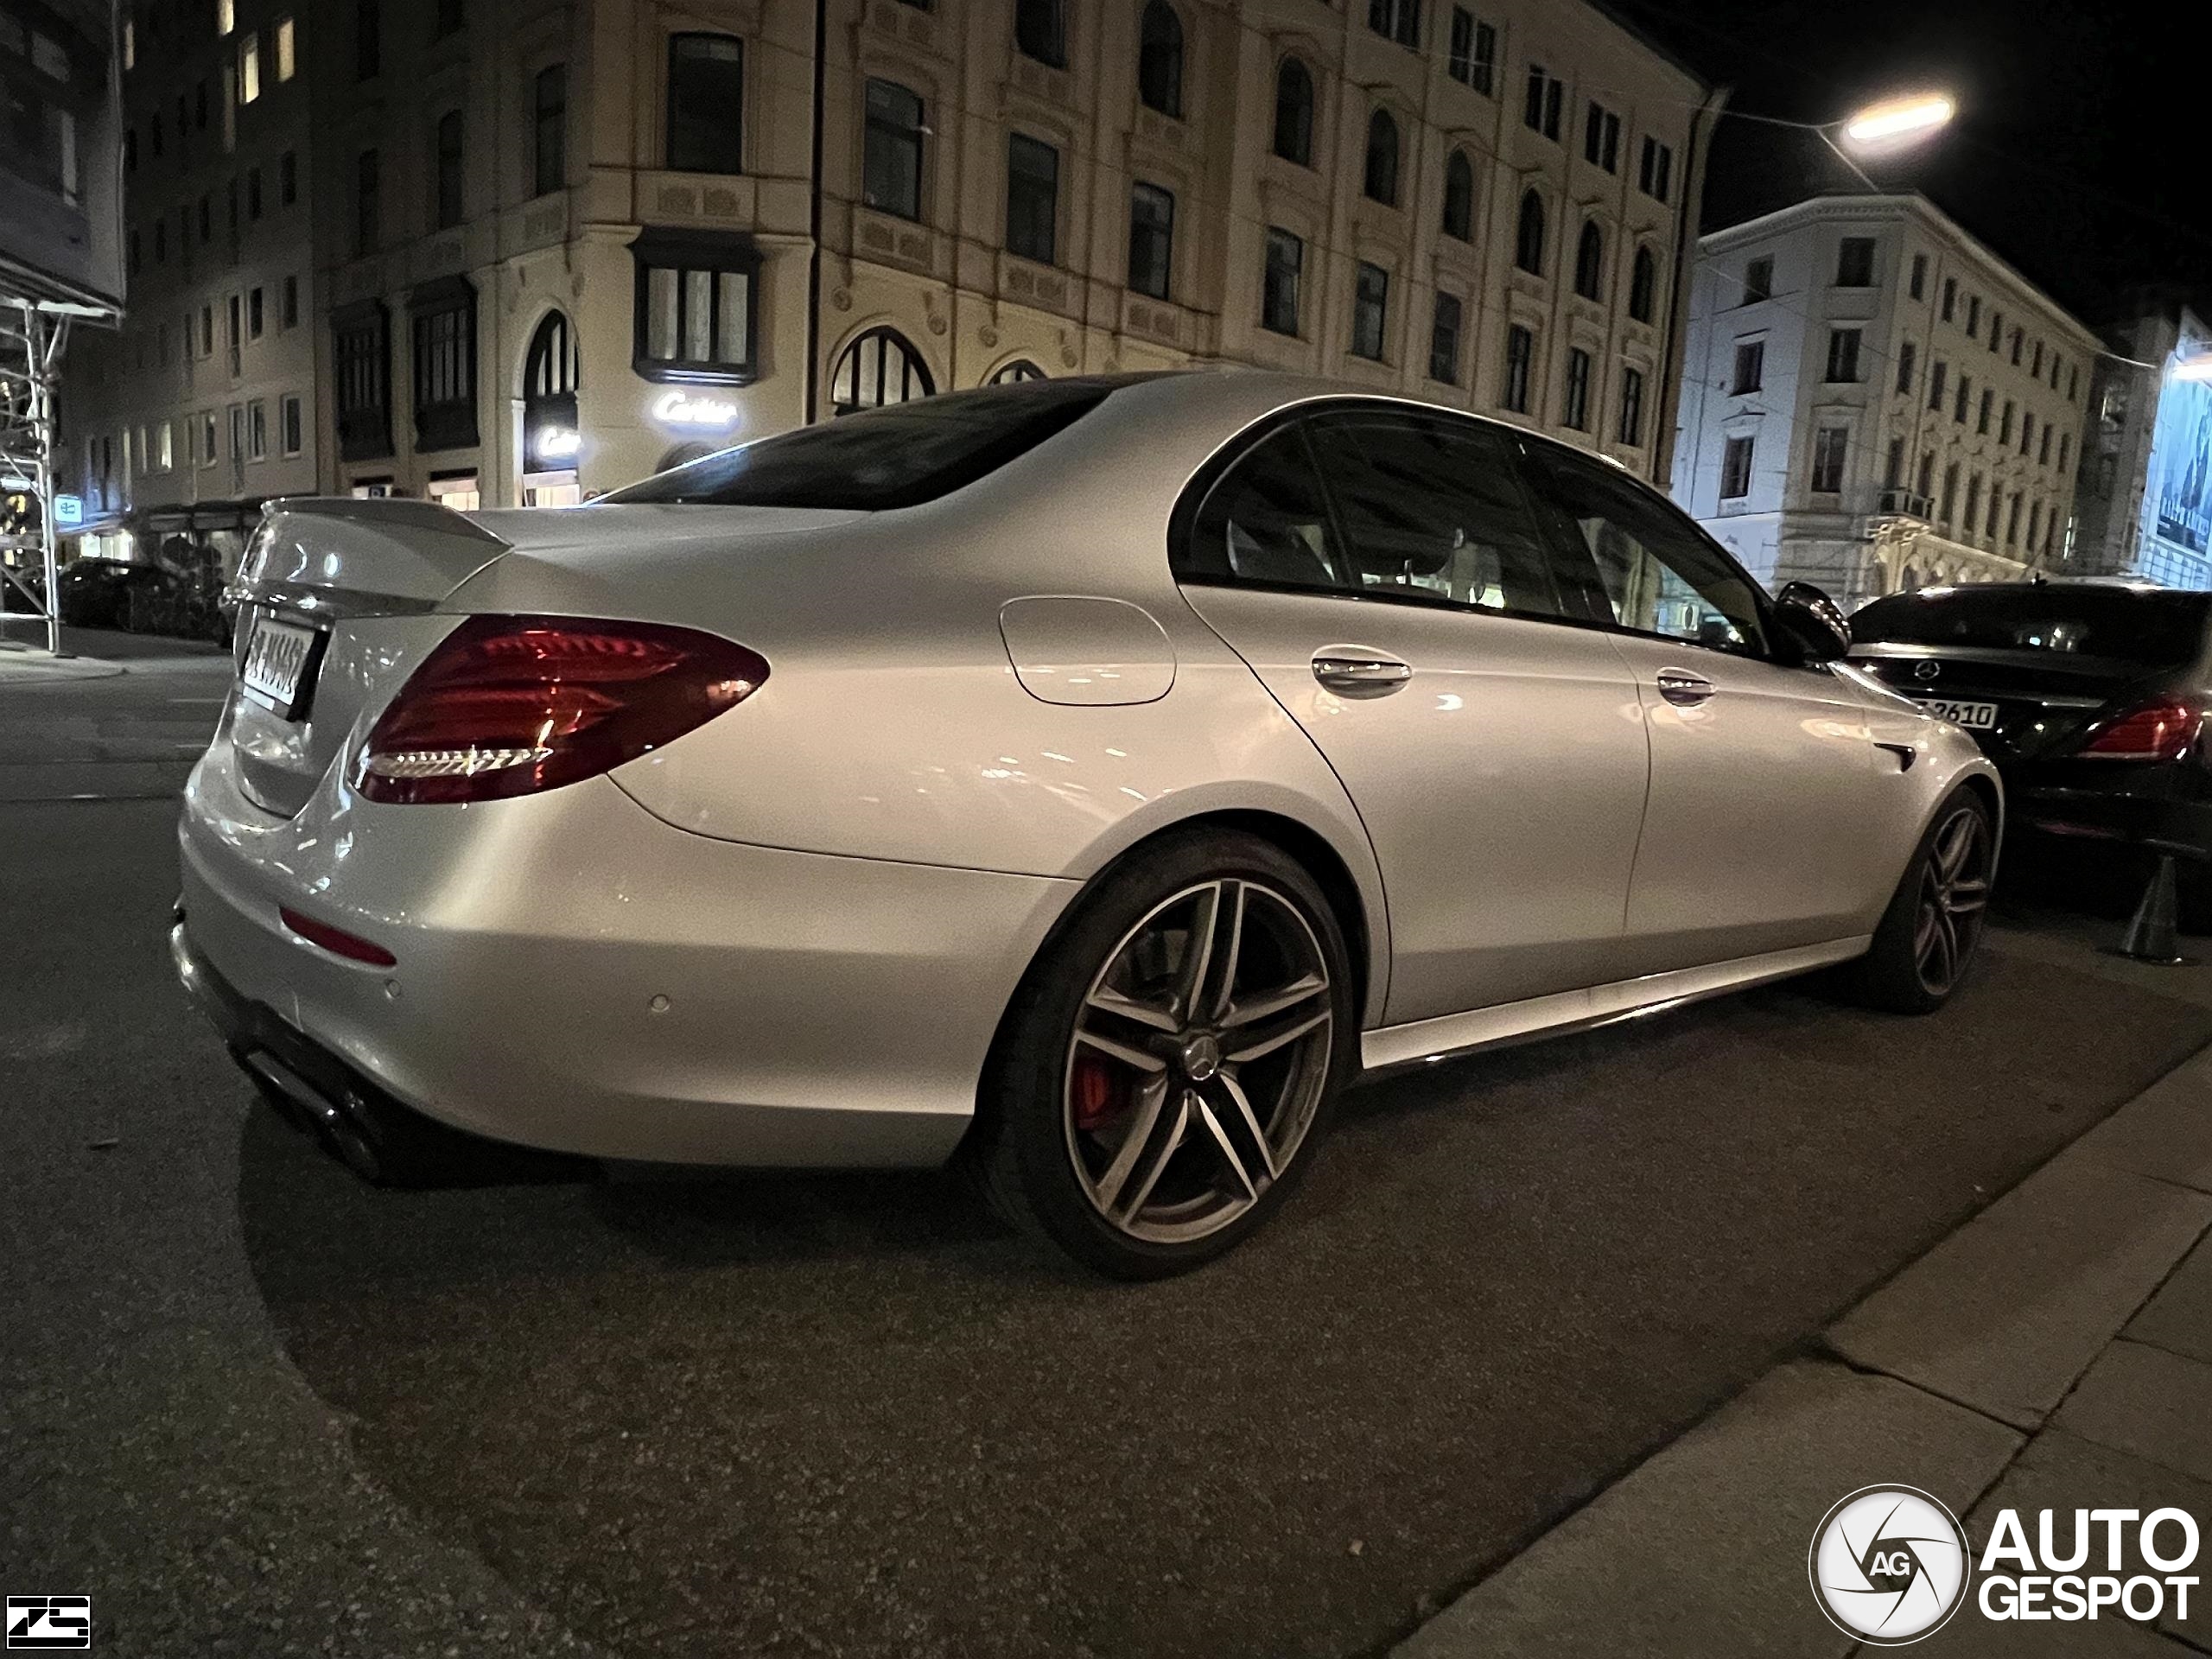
[2078,697,2203,762]
[357,614,766,804]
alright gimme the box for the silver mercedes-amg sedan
[175,372,2000,1277]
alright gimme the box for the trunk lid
[1846,644,2170,764]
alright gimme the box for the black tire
[1835,787,1996,1014]
[968,828,1357,1280]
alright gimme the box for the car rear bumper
[175,741,1077,1167]
[2014,778,2212,862]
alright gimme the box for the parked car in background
[1849,580,2212,922]
[174,372,1999,1278]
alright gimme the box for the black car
[1849,580,2212,916]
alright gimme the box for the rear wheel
[1838,789,1995,1013]
[972,830,1355,1279]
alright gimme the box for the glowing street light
[1838,92,1957,151]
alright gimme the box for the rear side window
[1852,588,2210,668]
[1183,424,1346,592]
[600,378,1110,510]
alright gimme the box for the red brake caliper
[1071,1053,1127,1131]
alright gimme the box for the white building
[1671,194,2098,608]
[2072,302,2212,588]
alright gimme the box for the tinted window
[1183,425,1345,592]
[1520,444,1769,653]
[1852,588,2210,668]
[601,379,1110,511]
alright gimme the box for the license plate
[1915,698,1999,730]
[239,613,323,719]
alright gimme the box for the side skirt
[1357,935,1873,1073]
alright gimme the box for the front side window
[1262,227,1301,336]
[863,79,925,220]
[1428,291,1462,384]
[1350,263,1388,360]
[1137,1,1183,117]
[1006,134,1058,264]
[1523,442,1768,652]
[632,230,759,384]
[667,34,745,174]
[1272,58,1313,165]
[1128,181,1173,300]
[1363,109,1399,206]
[533,64,567,196]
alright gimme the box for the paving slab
[1827,1156,2212,1429]
[2078,1058,2212,1199]
[2127,1236,2212,1367]
[1394,1361,2021,1659]
[2055,1340,2212,1487]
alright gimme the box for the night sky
[1613,0,2212,327]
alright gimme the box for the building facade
[2071,302,2212,588]
[65,0,1715,530]
[1672,194,2099,609]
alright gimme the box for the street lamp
[1838,92,1957,152]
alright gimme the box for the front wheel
[1837,788,1996,1014]
[970,830,1356,1280]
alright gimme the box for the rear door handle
[1312,649,1413,695]
[1655,668,1715,707]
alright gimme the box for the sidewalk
[0,624,226,683]
[1399,954,2212,1657]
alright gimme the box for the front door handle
[1655,668,1715,708]
[1312,649,1413,695]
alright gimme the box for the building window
[333,301,391,461]
[282,275,298,328]
[248,398,268,461]
[281,394,302,456]
[2020,410,2034,456]
[435,0,462,37]
[1363,109,1399,206]
[353,149,379,256]
[1014,0,1065,69]
[1138,1,1183,118]
[1637,136,1671,201]
[1005,134,1058,264]
[667,35,745,174]
[1719,435,1752,499]
[522,309,580,471]
[238,31,259,102]
[533,64,567,197]
[989,359,1046,384]
[1966,294,1980,336]
[1572,220,1603,301]
[632,229,760,384]
[1940,276,1955,321]
[1948,372,1967,423]
[1514,189,1544,275]
[830,327,934,415]
[1809,426,1847,493]
[1628,246,1656,322]
[2060,433,2071,473]
[1447,8,1494,93]
[1941,461,1959,524]
[1909,252,1925,299]
[2039,425,2053,467]
[1561,346,1592,429]
[1503,323,1534,413]
[355,0,379,79]
[1834,237,1874,287]
[1128,181,1174,300]
[434,111,463,229]
[1272,58,1313,165]
[410,277,479,451]
[2006,493,2022,545]
[2010,327,2023,365]
[247,286,264,338]
[1427,290,1462,384]
[1965,472,1983,529]
[1262,227,1301,336]
[1731,339,1764,395]
[1896,340,1916,394]
[1885,436,1904,489]
[1822,327,1858,387]
[201,411,218,466]
[1928,359,1946,411]
[280,149,296,204]
[1523,66,1561,139]
[863,79,925,220]
[1582,102,1619,172]
[1618,365,1645,446]
[1999,398,2013,444]
[246,167,262,219]
[1350,262,1388,360]
[1441,150,1473,241]
[1368,0,1419,49]
[1916,449,1934,499]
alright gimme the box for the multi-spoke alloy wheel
[971,830,1352,1279]
[1912,804,1991,996]
[1065,878,1333,1245]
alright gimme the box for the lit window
[238,32,259,103]
[631,229,760,384]
[276,17,296,80]
[217,0,234,37]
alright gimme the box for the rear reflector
[2079,698,2203,762]
[356,614,767,804]
[280,906,399,967]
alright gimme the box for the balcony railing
[1875,488,1933,520]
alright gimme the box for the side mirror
[1773,580,1851,664]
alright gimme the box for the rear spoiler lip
[226,495,513,620]
[260,493,510,548]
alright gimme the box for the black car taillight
[356,614,767,804]
[2077,697,2203,763]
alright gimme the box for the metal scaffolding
[1,296,107,659]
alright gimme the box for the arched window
[1573,219,1604,300]
[1014,0,1065,68]
[1138,1,1183,118]
[521,308,579,472]
[1272,57,1313,166]
[1515,188,1545,275]
[830,326,934,416]
[1441,149,1473,241]
[1627,245,1656,323]
[990,359,1046,385]
[1363,108,1399,206]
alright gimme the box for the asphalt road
[6,636,2212,1659]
